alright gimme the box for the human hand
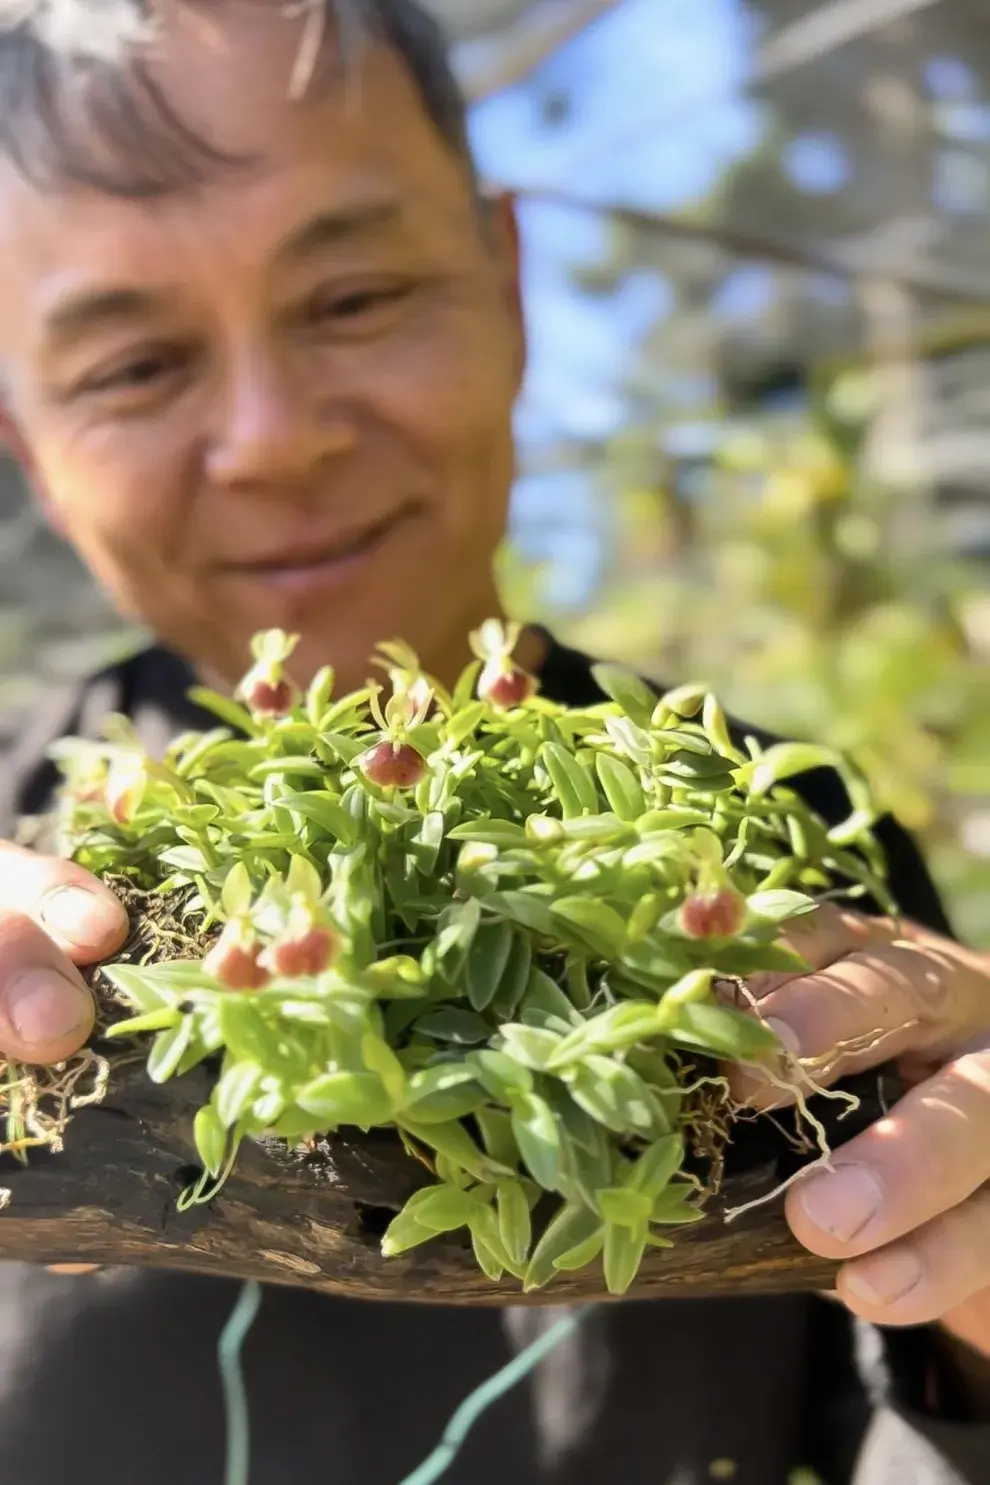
[0,840,127,1065]
[728,905,990,1355]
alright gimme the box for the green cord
[217,1281,591,1485]
[398,1306,595,1485]
[218,1280,264,1485]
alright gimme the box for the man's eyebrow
[43,287,169,349]
[275,199,403,262]
[40,200,403,346]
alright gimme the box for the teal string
[216,1282,592,1485]
[398,1306,596,1485]
[218,1280,264,1485]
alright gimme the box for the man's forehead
[0,17,475,342]
[0,153,403,266]
[141,0,350,151]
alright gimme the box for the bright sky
[469,0,769,605]
[463,0,982,608]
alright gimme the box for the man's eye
[307,285,409,324]
[82,345,189,394]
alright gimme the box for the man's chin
[279,629,397,699]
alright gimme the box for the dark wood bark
[0,1060,903,1304]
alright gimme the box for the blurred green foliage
[507,370,990,947]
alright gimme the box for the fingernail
[5,970,93,1047]
[765,1018,802,1056]
[844,1250,925,1308]
[732,1018,804,1107]
[798,1164,884,1243]
[41,885,120,952]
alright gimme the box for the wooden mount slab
[0,1060,902,1304]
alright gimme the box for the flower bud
[261,899,339,978]
[656,684,706,722]
[457,842,499,875]
[244,673,297,719]
[239,632,300,717]
[104,756,147,825]
[360,740,428,789]
[526,814,564,845]
[677,886,747,941]
[67,760,108,806]
[204,919,270,991]
[264,926,338,978]
[478,660,536,711]
[406,674,435,716]
[655,969,716,1030]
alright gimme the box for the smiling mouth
[225,505,416,587]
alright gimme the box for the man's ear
[481,189,526,377]
[0,404,64,535]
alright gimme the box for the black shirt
[0,635,986,1485]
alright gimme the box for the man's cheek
[63,506,176,607]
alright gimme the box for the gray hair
[0,0,476,196]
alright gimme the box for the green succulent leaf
[193,1104,228,1179]
[590,664,657,726]
[221,860,255,917]
[746,743,841,797]
[746,889,817,923]
[510,1093,561,1191]
[524,1203,604,1292]
[664,1003,781,1062]
[626,1135,685,1198]
[399,1116,510,1184]
[650,1184,706,1226]
[603,1220,648,1295]
[469,1048,534,1101]
[147,1017,195,1083]
[413,1009,491,1046]
[541,742,598,818]
[296,1071,392,1127]
[593,754,647,825]
[497,1179,532,1268]
[280,792,356,842]
[466,920,516,1012]
[407,1185,479,1234]
[549,896,627,959]
[563,1057,658,1136]
[595,1187,653,1228]
[214,1061,265,1129]
[495,1024,563,1071]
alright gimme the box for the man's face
[0,7,524,692]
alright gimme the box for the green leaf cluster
[59,633,889,1294]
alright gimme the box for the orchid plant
[50,622,890,1295]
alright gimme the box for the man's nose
[205,352,356,490]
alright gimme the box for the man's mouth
[222,505,416,591]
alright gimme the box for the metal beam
[758,0,943,81]
[452,0,620,101]
[544,0,947,185]
[504,185,990,304]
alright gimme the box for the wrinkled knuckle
[829,905,872,945]
[803,972,875,1050]
[949,1048,990,1103]
[787,903,865,969]
[896,1116,947,1192]
[897,945,955,1021]
[939,1189,990,1289]
[790,903,835,945]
